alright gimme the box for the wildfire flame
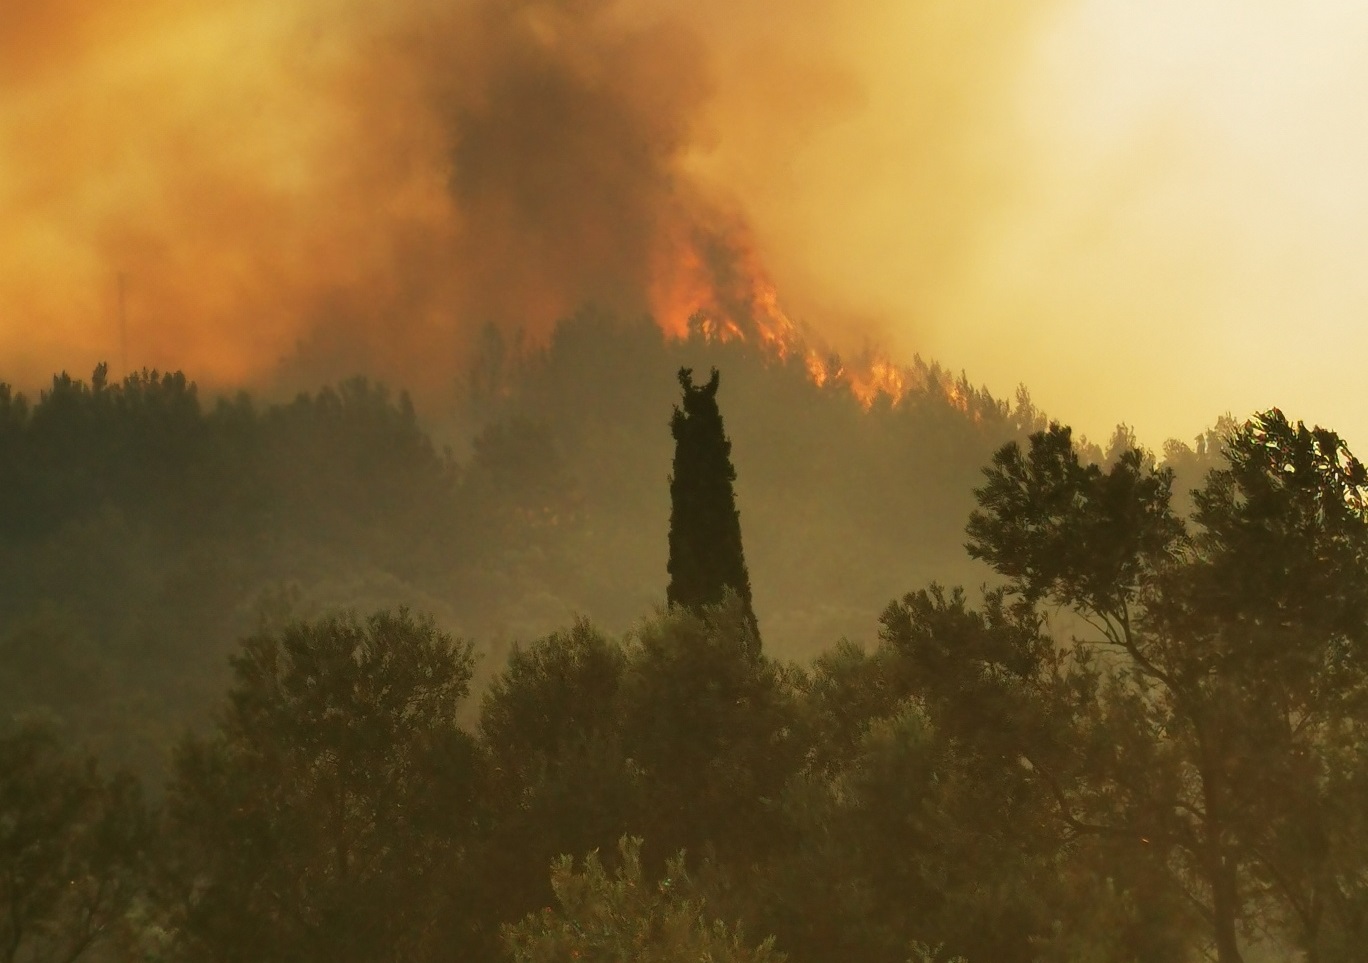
[648,227,976,415]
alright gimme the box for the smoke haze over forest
[13,6,1368,958]
[8,0,1368,447]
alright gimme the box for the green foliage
[503,837,784,963]
[164,609,483,962]
[0,722,151,963]
[476,621,637,924]
[730,693,1055,963]
[260,377,457,565]
[620,595,802,863]
[964,409,1368,963]
[667,367,759,639]
[0,367,471,781]
[464,418,579,532]
[786,648,1051,961]
[879,585,1059,744]
[966,422,1184,612]
[794,639,905,774]
[481,618,626,771]
[723,573,1199,963]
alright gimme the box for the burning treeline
[0,0,1051,411]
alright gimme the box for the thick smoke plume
[0,0,1058,401]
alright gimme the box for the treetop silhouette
[666,367,759,642]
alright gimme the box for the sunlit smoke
[0,0,812,398]
[0,0,1065,410]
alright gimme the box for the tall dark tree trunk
[1210,853,1244,963]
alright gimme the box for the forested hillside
[7,387,1357,962]
[11,314,1318,963]
[0,313,1057,776]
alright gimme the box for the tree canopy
[165,609,483,963]
[965,410,1368,963]
[666,367,759,640]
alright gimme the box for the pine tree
[666,367,759,641]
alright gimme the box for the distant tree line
[0,314,1043,783]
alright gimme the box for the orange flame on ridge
[647,225,979,414]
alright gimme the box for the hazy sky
[702,0,1368,450]
[4,0,1367,450]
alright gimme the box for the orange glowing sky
[4,0,1368,451]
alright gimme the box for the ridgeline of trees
[0,313,1043,778]
[11,314,1346,962]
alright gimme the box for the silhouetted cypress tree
[666,367,759,641]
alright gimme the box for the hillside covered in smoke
[0,313,1094,775]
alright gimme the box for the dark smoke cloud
[0,0,1060,403]
[258,0,735,395]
